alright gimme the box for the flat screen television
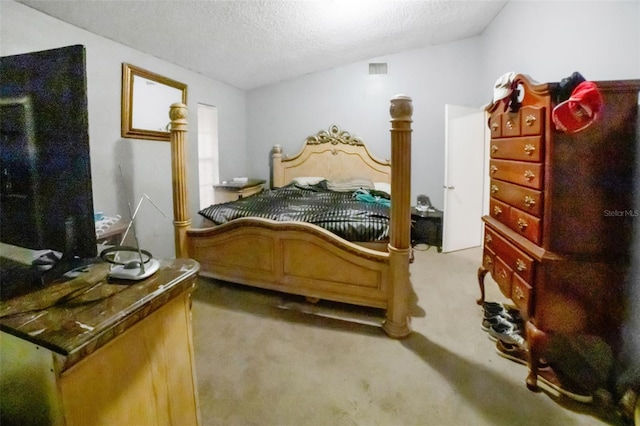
[0,45,96,289]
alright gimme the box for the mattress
[198,183,390,242]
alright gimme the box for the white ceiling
[17,0,508,90]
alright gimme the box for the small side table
[96,221,129,246]
[411,207,443,252]
[213,179,266,204]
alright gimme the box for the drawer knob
[500,269,508,280]
[506,120,514,130]
[491,122,499,131]
[524,144,536,155]
[491,145,498,154]
[517,218,528,231]
[484,255,493,265]
[524,195,536,208]
[485,234,493,244]
[493,206,503,216]
[491,185,499,194]
[516,259,527,272]
[525,115,536,127]
[490,165,498,174]
[514,286,525,300]
[524,170,535,181]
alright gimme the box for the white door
[442,105,486,253]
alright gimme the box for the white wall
[247,0,640,210]
[247,37,486,209]
[1,1,247,259]
[480,0,640,88]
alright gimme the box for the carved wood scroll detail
[305,124,365,146]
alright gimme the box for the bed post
[383,95,413,338]
[271,144,283,188]
[169,102,191,258]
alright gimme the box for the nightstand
[411,207,443,252]
[213,179,266,204]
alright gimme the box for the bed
[168,95,414,338]
[198,178,392,248]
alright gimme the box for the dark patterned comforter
[198,183,390,242]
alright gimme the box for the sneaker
[537,366,593,403]
[488,322,525,346]
[483,301,509,311]
[483,302,521,322]
[495,340,528,365]
[482,301,505,314]
[483,308,522,323]
[481,315,521,332]
[495,341,551,368]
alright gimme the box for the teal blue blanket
[354,189,391,207]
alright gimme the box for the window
[197,104,219,209]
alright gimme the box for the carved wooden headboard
[271,125,391,188]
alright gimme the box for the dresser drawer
[490,179,543,217]
[488,112,501,138]
[489,159,543,190]
[501,112,521,137]
[489,198,510,225]
[484,226,535,283]
[511,273,532,317]
[493,256,513,298]
[490,136,543,162]
[509,207,541,245]
[494,106,544,138]
[519,106,544,136]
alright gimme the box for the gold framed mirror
[121,63,187,141]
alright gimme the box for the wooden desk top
[0,258,199,370]
[213,178,265,190]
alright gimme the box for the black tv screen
[0,45,96,263]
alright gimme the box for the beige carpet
[191,246,622,426]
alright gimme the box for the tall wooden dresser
[477,75,640,392]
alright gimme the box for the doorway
[442,105,487,253]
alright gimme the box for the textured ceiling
[17,0,508,90]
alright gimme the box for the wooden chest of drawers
[478,75,640,392]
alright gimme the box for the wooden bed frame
[168,96,414,338]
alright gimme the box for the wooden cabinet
[478,75,640,392]
[213,178,265,204]
[0,258,200,425]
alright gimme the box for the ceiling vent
[369,63,388,75]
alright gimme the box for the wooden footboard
[187,218,390,308]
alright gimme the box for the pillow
[326,178,375,192]
[374,182,391,195]
[291,176,325,186]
